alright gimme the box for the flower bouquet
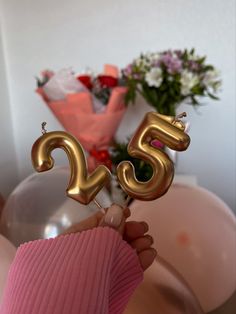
[111,49,221,186]
[123,49,221,115]
[36,65,127,172]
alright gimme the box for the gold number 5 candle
[117,112,190,201]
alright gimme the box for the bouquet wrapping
[36,66,127,171]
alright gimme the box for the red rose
[77,75,93,89]
[90,149,110,161]
[97,75,118,88]
[89,148,112,170]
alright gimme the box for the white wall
[0,23,18,197]
[0,0,235,209]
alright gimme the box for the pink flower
[151,139,164,149]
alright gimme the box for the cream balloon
[130,184,236,312]
[0,235,16,303]
[125,256,203,314]
[0,167,111,247]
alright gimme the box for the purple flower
[160,52,182,74]
[188,60,200,71]
[133,73,142,80]
[174,50,183,58]
[152,60,161,67]
[161,52,172,64]
[168,59,182,74]
[123,64,133,77]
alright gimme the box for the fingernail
[140,221,149,232]
[146,235,154,244]
[104,204,123,228]
[151,248,157,258]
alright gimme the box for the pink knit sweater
[0,227,143,314]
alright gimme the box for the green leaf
[111,140,153,182]
[203,65,214,72]
[198,56,206,64]
[190,48,195,55]
[207,92,219,100]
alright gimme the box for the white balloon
[130,184,236,312]
[0,167,111,246]
[0,235,16,303]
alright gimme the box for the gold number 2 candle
[117,112,191,201]
[31,131,111,205]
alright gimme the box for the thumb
[99,204,125,235]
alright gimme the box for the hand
[62,204,157,271]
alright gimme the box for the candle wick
[173,112,187,123]
[41,122,47,135]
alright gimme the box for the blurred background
[0,0,235,210]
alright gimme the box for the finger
[62,204,129,236]
[138,248,157,271]
[123,207,131,218]
[124,221,149,241]
[99,204,126,235]
[62,211,104,235]
[130,235,153,253]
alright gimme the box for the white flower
[180,70,199,96]
[203,70,221,90]
[135,57,151,69]
[188,52,200,61]
[135,57,143,66]
[149,52,161,61]
[172,52,178,59]
[145,68,163,87]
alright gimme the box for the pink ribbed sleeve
[0,227,143,314]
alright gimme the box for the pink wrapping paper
[36,86,127,171]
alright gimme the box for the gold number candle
[117,112,191,201]
[31,131,111,205]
